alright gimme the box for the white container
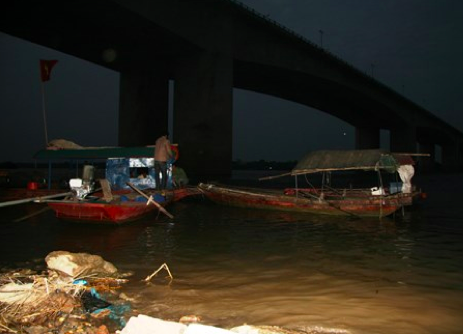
[69,178,82,188]
[371,187,385,195]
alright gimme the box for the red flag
[40,59,58,82]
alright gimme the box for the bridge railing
[224,0,442,123]
[226,0,365,72]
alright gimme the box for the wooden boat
[46,198,162,223]
[1,145,180,202]
[32,145,181,192]
[198,183,407,218]
[45,191,168,224]
[43,185,200,224]
[0,144,201,223]
[198,149,425,219]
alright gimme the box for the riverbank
[0,252,304,334]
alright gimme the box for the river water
[1,171,463,334]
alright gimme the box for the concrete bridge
[2,0,462,177]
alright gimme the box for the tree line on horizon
[232,159,297,171]
[1,159,297,171]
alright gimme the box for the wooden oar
[126,182,174,219]
[0,191,73,208]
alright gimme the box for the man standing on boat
[154,133,173,192]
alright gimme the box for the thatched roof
[291,149,401,175]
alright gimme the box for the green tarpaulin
[34,147,155,160]
[291,149,400,175]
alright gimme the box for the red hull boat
[198,149,425,219]
[47,199,162,223]
[46,187,199,224]
[198,183,403,218]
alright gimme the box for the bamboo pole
[258,172,292,181]
[0,192,72,208]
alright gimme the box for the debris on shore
[0,251,131,334]
[0,251,318,334]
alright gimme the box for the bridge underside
[2,0,462,177]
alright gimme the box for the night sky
[1,0,462,163]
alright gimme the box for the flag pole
[39,59,58,146]
[41,80,49,146]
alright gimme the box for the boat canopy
[291,149,404,175]
[33,146,179,191]
[33,147,156,160]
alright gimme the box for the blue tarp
[106,158,173,190]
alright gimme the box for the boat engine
[69,165,95,199]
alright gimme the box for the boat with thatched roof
[199,149,425,219]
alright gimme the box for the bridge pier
[390,126,417,153]
[442,142,462,172]
[417,142,435,172]
[355,127,380,149]
[119,65,169,146]
[173,51,233,180]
